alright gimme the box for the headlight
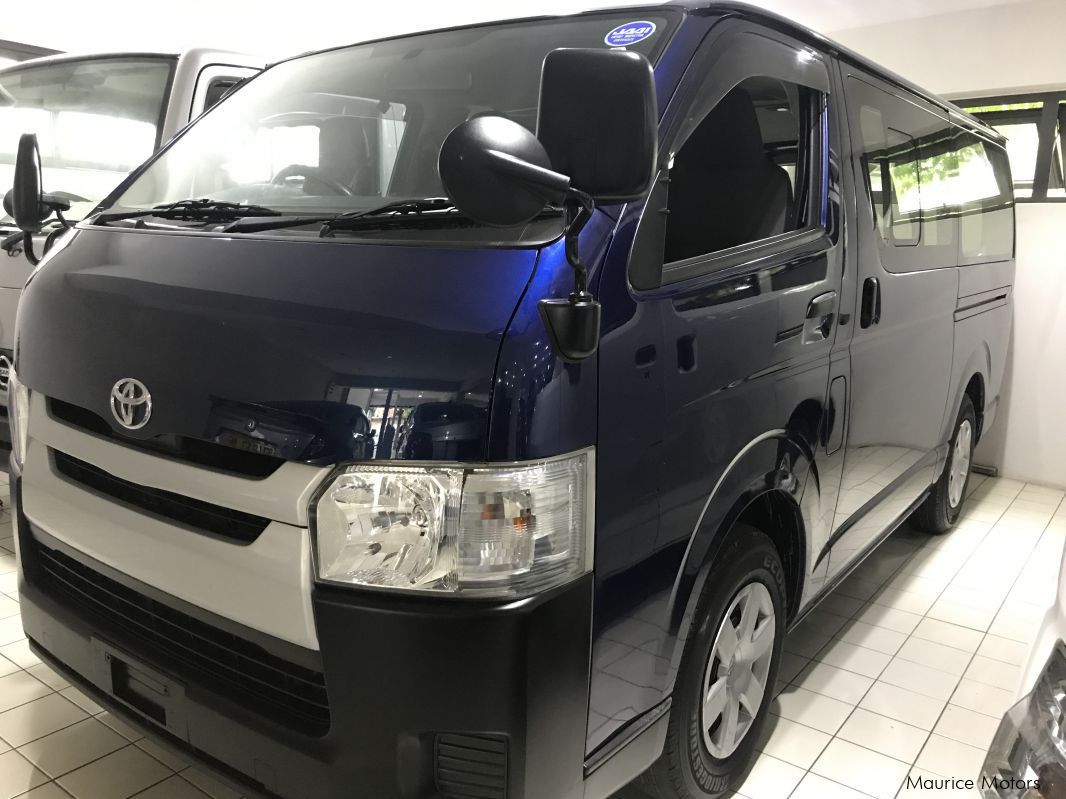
[980,642,1066,797]
[8,368,29,465]
[312,449,592,597]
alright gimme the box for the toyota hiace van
[6,4,1014,798]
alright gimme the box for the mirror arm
[18,231,39,267]
[537,188,602,363]
[1,231,24,258]
[563,188,594,297]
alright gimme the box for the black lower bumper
[12,468,604,799]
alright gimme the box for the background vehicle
[0,49,262,439]
[981,535,1066,796]
[6,5,1013,799]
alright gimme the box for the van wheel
[912,395,976,534]
[626,524,786,799]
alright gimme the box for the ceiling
[4,0,1032,60]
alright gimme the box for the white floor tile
[179,768,242,799]
[0,671,51,713]
[57,745,171,799]
[0,640,39,669]
[836,708,929,763]
[135,739,189,773]
[730,752,801,799]
[132,776,211,799]
[933,704,1001,751]
[17,783,80,799]
[976,634,1028,666]
[772,687,854,735]
[869,586,936,616]
[18,717,127,779]
[0,694,88,748]
[792,772,876,798]
[915,734,987,779]
[792,662,874,705]
[878,657,961,702]
[853,604,923,635]
[758,715,831,769]
[895,637,974,676]
[950,679,1016,718]
[814,640,891,679]
[0,749,50,799]
[859,682,946,730]
[58,689,101,717]
[94,713,142,743]
[962,655,1021,692]
[811,738,910,799]
[836,621,907,655]
[25,665,69,693]
[910,618,984,653]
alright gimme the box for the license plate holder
[91,639,189,741]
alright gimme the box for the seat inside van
[665,85,794,262]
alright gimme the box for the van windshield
[0,56,175,222]
[109,13,676,233]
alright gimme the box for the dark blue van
[5,3,1013,798]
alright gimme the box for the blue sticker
[604,20,657,47]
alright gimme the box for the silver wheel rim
[701,582,776,759]
[948,419,973,509]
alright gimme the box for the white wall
[975,205,1066,487]
[830,0,1066,98]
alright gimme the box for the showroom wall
[833,0,1066,488]
[829,0,1066,97]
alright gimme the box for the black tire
[625,524,787,799]
[911,395,977,534]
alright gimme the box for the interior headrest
[679,86,767,168]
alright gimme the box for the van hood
[16,227,540,465]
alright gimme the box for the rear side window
[849,76,1014,270]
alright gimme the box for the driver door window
[664,75,826,266]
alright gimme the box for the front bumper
[12,468,600,799]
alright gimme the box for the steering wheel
[271,164,353,196]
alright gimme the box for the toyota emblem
[110,378,152,430]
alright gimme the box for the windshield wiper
[219,197,460,235]
[95,199,282,224]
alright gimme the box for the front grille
[33,540,330,736]
[49,398,283,478]
[435,733,508,799]
[53,450,269,544]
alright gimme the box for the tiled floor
[0,471,1061,798]
[734,474,1065,799]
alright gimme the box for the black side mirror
[437,49,657,362]
[3,133,73,266]
[537,48,657,203]
[438,116,570,227]
[9,133,48,232]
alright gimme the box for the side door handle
[803,291,837,343]
[861,277,882,328]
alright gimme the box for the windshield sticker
[604,21,657,47]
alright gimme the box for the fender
[664,427,816,690]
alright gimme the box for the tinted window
[0,57,174,221]
[664,76,824,263]
[850,77,1013,270]
[203,78,240,111]
[112,12,677,220]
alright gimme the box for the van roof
[268,1,1002,145]
[0,48,262,73]
[663,1,1003,142]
